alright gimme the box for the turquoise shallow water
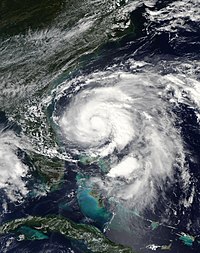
[0,0,200,252]
[77,175,112,227]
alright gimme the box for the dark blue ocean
[0,0,200,252]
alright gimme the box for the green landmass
[0,0,64,35]
[79,155,109,173]
[76,173,112,226]
[30,152,65,191]
[0,216,135,253]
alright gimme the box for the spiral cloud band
[55,69,195,210]
[60,86,135,157]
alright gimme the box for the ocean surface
[0,0,200,252]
